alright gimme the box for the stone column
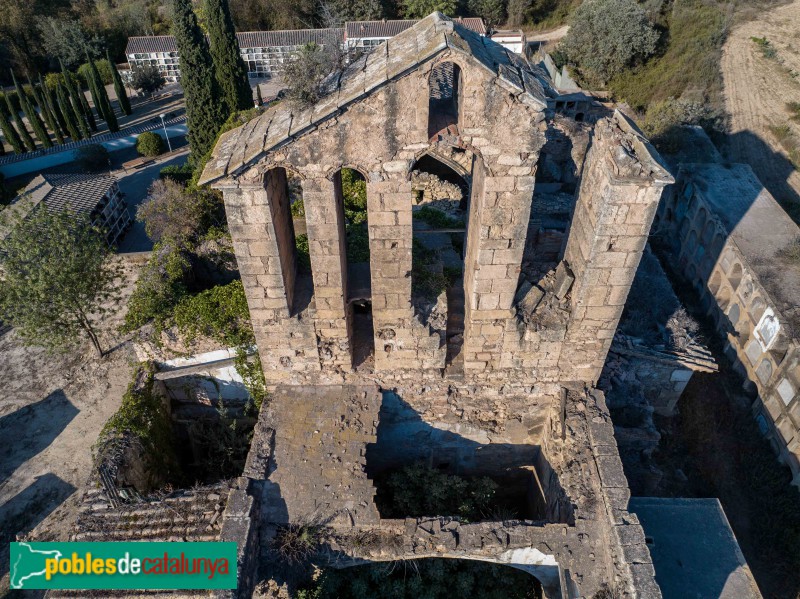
[560,111,674,383]
[303,175,352,370]
[367,175,414,371]
[462,155,537,373]
[222,177,320,385]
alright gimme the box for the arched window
[265,167,312,315]
[428,62,462,140]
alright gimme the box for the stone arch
[679,217,691,241]
[326,164,372,183]
[694,206,708,232]
[717,286,732,311]
[728,262,743,290]
[685,230,698,257]
[711,232,725,257]
[428,61,463,139]
[708,271,722,295]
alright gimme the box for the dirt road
[0,256,143,593]
[721,0,800,212]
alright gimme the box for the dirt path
[721,0,800,212]
[0,256,143,594]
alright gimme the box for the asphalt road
[115,135,190,253]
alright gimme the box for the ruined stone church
[200,13,672,599]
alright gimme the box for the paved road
[115,136,190,253]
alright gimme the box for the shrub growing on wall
[136,131,165,157]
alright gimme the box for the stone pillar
[560,111,674,383]
[462,155,537,373]
[222,178,320,385]
[304,175,352,370]
[367,176,414,371]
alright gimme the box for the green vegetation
[11,71,51,149]
[108,51,132,116]
[160,162,195,185]
[376,463,498,520]
[412,239,448,301]
[77,59,114,87]
[172,0,227,157]
[560,0,659,84]
[29,75,64,144]
[61,58,91,139]
[0,206,122,356]
[788,102,800,123]
[188,404,254,479]
[751,36,777,60]
[85,51,118,132]
[205,0,253,112]
[75,144,110,172]
[0,100,25,153]
[413,205,464,229]
[98,363,178,480]
[274,523,325,564]
[298,559,540,598]
[295,233,312,273]
[130,64,167,98]
[606,0,730,136]
[400,0,458,18]
[5,87,35,151]
[768,124,800,169]
[137,131,166,157]
[283,42,341,108]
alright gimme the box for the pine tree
[42,74,69,138]
[204,0,252,112]
[0,104,25,153]
[28,76,63,145]
[256,84,263,106]
[55,83,82,140]
[85,52,118,132]
[107,50,132,116]
[5,92,35,151]
[172,0,226,157]
[60,59,91,139]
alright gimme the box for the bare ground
[721,0,800,212]
[0,255,144,595]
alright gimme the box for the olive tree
[0,206,122,356]
[560,0,659,82]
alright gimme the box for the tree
[560,0,659,82]
[172,0,227,157]
[4,93,35,151]
[283,42,342,109]
[41,74,70,139]
[0,206,122,357]
[108,50,132,116]
[0,104,25,154]
[37,17,104,70]
[11,71,52,149]
[86,51,119,132]
[204,0,252,112]
[29,76,64,145]
[256,84,263,106]
[505,0,531,27]
[55,83,83,140]
[80,89,99,132]
[130,64,167,97]
[137,179,209,243]
[61,59,91,139]
[136,131,165,156]
[400,0,457,18]
[75,144,111,172]
[467,0,506,27]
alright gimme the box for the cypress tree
[28,76,63,145]
[172,0,226,157]
[12,72,52,149]
[80,79,100,133]
[41,74,68,141]
[107,50,132,116]
[256,84,262,106]
[86,52,118,132]
[0,103,25,153]
[61,59,91,139]
[55,83,82,141]
[5,92,35,151]
[0,139,4,156]
[204,0,252,112]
